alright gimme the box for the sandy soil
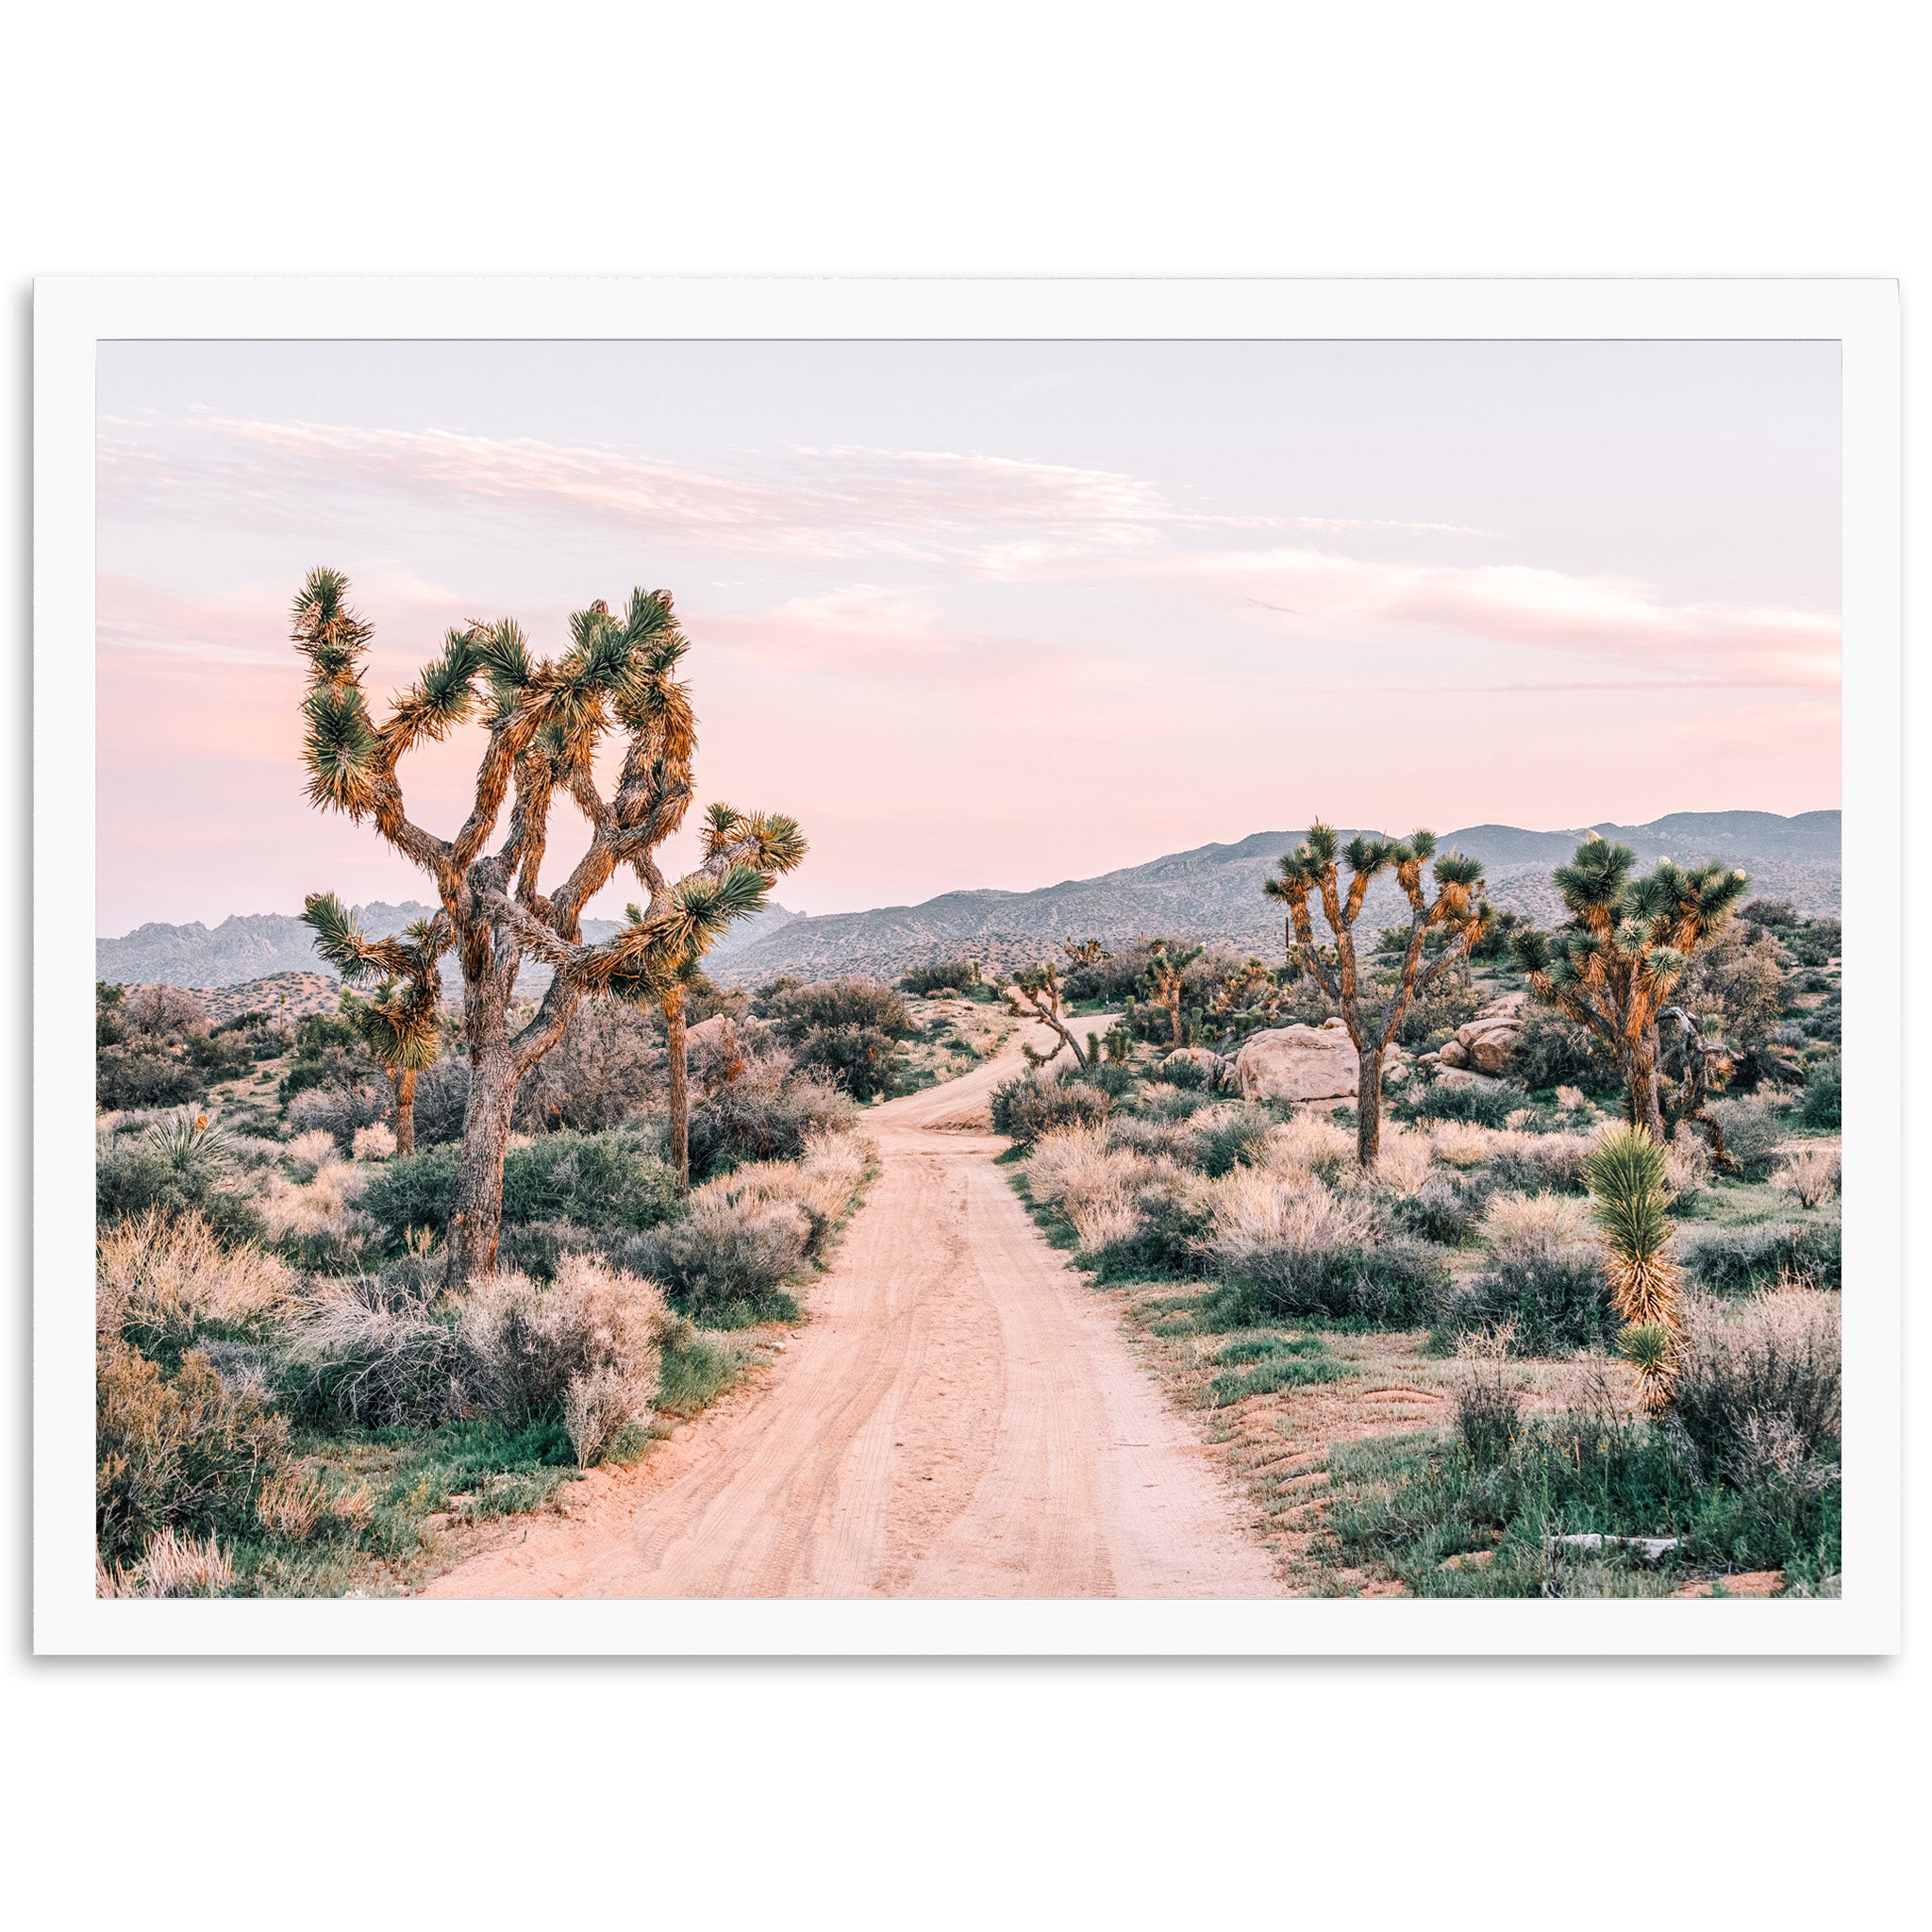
[424,1018,1281,1600]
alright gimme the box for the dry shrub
[351,1122,397,1161]
[695,1125,874,1255]
[286,1274,463,1427]
[99,1525,236,1598]
[1663,1128,1712,1206]
[1260,1111,1356,1181]
[640,1195,812,1316]
[1370,1128,1435,1200]
[1430,1121,1506,1169]
[459,1256,668,1457]
[1773,1145,1842,1209]
[1674,1287,1841,1486]
[253,1160,372,1245]
[123,985,208,1037]
[1205,1167,1374,1266]
[1554,1085,1588,1112]
[1026,1124,1171,1252]
[285,1128,341,1177]
[1481,1191,1594,1269]
[96,1209,299,1344]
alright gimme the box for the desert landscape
[92,338,1843,1606]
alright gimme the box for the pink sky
[95,341,1840,934]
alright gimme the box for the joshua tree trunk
[1355,1044,1384,1166]
[665,991,691,1194]
[448,1048,522,1281]
[1626,1027,1667,1141]
[393,1067,418,1156]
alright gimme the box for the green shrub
[1680,1215,1840,1294]
[1403,1078,1531,1127]
[1394,1175,1482,1244]
[96,1046,205,1111]
[502,1132,680,1232]
[1438,1254,1616,1355]
[688,1070,854,1173]
[901,959,982,995]
[759,976,909,1039]
[1510,1008,1615,1095]
[360,1143,461,1242]
[280,1274,464,1430]
[1191,1108,1274,1177]
[629,1196,809,1323]
[990,1074,1109,1146]
[1673,1289,1840,1488]
[1218,1238,1447,1327]
[789,1023,902,1101]
[1799,1056,1842,1129]
[97,1330,291,1566]
[95,1135,264,1247]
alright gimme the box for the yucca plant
[301,893,448,1155]
[1584,1124,1683,1414]
[289,570,806,1283]
[1512,834,1747,1140]
[1264,822,1492,1167]
[142,1109,231,1185]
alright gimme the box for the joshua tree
[1657,1004,1735,1168]
[1584,1125,1684,1414]
[1062,937,1110,967]
[291,569,805,1284]
[1263,822,1491,1167]
[1007,961,1091,1067]
[1143,941,1203,1047]
[301,893,447,1155]
[1510,835,1747,1141]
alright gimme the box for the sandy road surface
[425,1018,1281,1599]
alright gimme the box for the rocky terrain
[709,810,1840,985]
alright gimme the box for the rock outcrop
[1230,1019,1358,1103]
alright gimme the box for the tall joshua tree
[1510,834,1747,1141]
[1263,823,1491,1167]
[301,892,447,1155]
[1144,941,1203,1046]
[291,569,805,1284]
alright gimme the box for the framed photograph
[36,276,1900,1654]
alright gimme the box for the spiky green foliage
[1585,1124,1683,1414]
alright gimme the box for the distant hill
[708,810,1841,986]
[100,813,1837,993]
[97,898,804,991]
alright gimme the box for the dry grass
[1203,1167,1374,1266]
[1675,1285,1841,1485]
[96,1208,299,1337]
[1367,1127,1435,1199]
[253,1160,373,1244]
[1773,1144,1841,1208]
[1480,1190,1594,1266]
[1260,1112,1356,1180]
[697,1125,874,1254]
[284,1128,341,1176]
[98,1525,236,1598]
[351,1122,397,1161]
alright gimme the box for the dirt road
[425,1019,1281,1599]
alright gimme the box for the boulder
[1159,1046,1226,1083]
[1453,1012,1523,1074]
[1437,1038,1470,1069]
[1230,1019,1358,1103]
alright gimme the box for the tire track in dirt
[424,1019,1281,1599]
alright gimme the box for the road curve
[424,1017,1281,1599]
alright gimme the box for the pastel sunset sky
[95,339,1840,935]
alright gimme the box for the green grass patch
[657,1327,749,1418]
[1206,1352,1355,1407]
